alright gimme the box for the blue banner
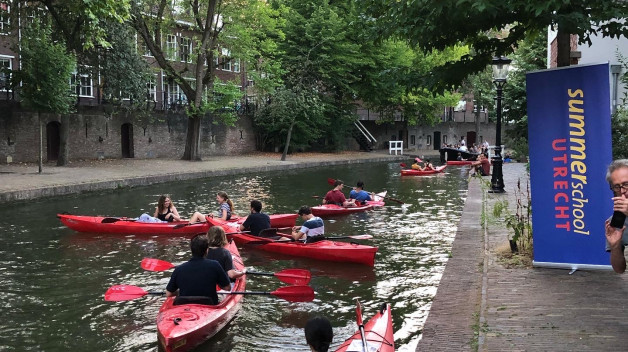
[527,63,612,268]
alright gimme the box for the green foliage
[18,23,76,114]
[32,0,131,51]
[100,20,152,108]
[366,0,628,88]
[503,32,547,143]
[253,86,327,151]
[491,179,533,253]
[612,53,628,159]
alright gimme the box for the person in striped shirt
[291,205,325,243]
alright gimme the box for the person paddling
[322,180,355,207]
[206,226,245,285]
[292,206,325,243]
[349,181,372,205]
[165,234,231,305]
[239,200,271,236]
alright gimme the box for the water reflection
[0,162,467,351]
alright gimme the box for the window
[0,2,9,34]
[70,72,93,97]
[164,77,187,107]
[232,59,240,72]
[443,135,448,144]
[166,34,177,60]
[426,135,432,146]
[25,5,46,25]
[179,37,192,63]
[0,55,12,90]
[221,59,231,71]
[220,48,231,71]
[147,75,157,101]
[410,135,415,145]
[139,37,153,57]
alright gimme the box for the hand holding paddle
[140,258,312,285]
[104,284,315,302]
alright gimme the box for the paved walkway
[417,163,628,351]
[0,151,421,202]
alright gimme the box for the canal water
[0,161,469,352]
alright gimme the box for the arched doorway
[121,123,134,158]
[46,121,61,161]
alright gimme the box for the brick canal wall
[0,106,256,163]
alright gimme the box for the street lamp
[489,56,511,193]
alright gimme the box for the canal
[0,161,469,351]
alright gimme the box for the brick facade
[0,106,255,163]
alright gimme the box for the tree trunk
[38,111,43,173]
[556,27,571,67]
[57,114,69,166]
[182,115,202,160]
[281,120,295,161]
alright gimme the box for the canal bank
[417,162,628,351]
[0,151,427,203]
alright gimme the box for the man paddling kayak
[166,234,231,305]
[291,206,325,243]
[349,181,372,205]
[239,200,271,236]
[322,180,355,207]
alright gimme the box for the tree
[21,0,132,165]
[366,0,628,87]
[130,0,275,160]
[18,23,76,173]
[611,53,628,159]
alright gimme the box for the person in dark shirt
[165,234,231,305]
[240,200,271,236]
[206,226,245,282]
[305,316,333,352]
[154,195,182,222]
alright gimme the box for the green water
[0,161,469,352]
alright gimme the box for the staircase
[353,121,376,151]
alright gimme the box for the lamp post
[489,56,511,193]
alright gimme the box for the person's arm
[217,266,232,291]
[166,289,177,297]
[292,228,306,241]
[219,208,228,221]
[171,206,182,221]
[606,220,626,273]
[228,268,246,279]
[154,206,159,218]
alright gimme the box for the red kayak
[157,240,245,352]
[311,203,374,217]
[207,218,377,266]
[57,214,209,235]
[446,160,474,166]
[228,213,297,228]
[335,303,395,352]
[400,165,447,176]
[57,213,297,235]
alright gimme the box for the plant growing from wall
[492,178,533,255]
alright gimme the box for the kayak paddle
[326,178,405,204]
[101,217,137,223]
[140,258,312,285]
[399,163,407,168]
[356,300,369,352]
[104,284,315,302]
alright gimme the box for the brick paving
[418,163,628,352]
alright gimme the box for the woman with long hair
[206,226,245,281]
[153,195,181,222]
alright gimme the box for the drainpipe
[611,64,622,115]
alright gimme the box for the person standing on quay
[605,159,628,273]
